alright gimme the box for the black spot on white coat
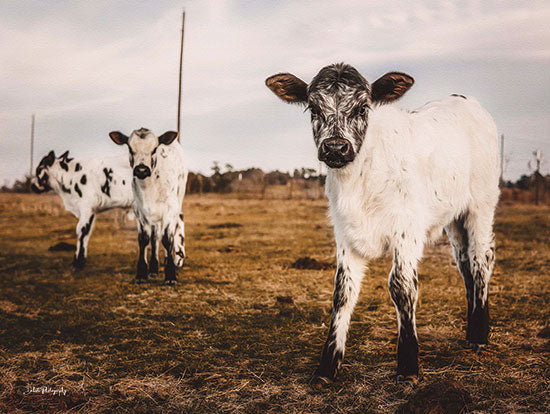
[101,168,113,197]
[74,183,82,197]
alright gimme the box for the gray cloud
[1,0,549,184]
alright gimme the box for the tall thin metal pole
[499,133,504,184]
[177,11,185,142]
[30,114,35,177]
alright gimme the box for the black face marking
[101,168,113,197]
[451,94,467,99]
[61,183,71,194]
[122,180,126,185]
[75,163,81,171]
[80,175,87,185]
[307,64,370,167]
[136,127,150,138]
[74,183,82,197]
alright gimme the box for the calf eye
[309,107,323,121]
[359,105,368,116]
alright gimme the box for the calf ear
[371,72,414,104]
[60,150,73,162]
[265,73,308,104]
[45,151,55,166]
[109,131,129,145]
[158,131,178,146]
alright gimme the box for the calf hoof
[148,272,158,279]
[467,342,487,352]
[309,374,334,388]
[397,374,420,385]
[133,278,148,285]
[164,279,177,286]
[72,258,86,270]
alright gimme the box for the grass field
[0,193,548,413]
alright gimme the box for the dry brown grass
[0,193,548,413]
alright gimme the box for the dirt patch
[397,380,472,414]
[218,245,240,253]
[276,296,294,304]
[48,242,75,252]
[290,256,334,270]
[208,222,242,229]
[0,300,18,313]
[537,326,550,338]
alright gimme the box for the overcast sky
[1,0,548,185]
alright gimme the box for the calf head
[266,63,414,169]
[31,150,56,193]
[109,128,178,179]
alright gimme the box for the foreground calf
[266,63,499,382]
[109,128,188,285]
[31,150,134,269]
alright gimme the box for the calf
[266,63,499,383]
[31,150,134,268]
[109,128,188,285]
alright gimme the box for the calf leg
[389,243,422,383]
[173,213,186,267]
[445,217,475,344]
[446,212,494,349]
[148,225,159,278]
[135,225,150,284]
[73,213,95,269]
[314,246,365,381]
[464,211,495,349]
[162,229,177,285]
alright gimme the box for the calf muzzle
[31,183,47,193]
[133,164,151,179]
[318,138,355,168]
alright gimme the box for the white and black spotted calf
[109,128,188,285]
[266,63,499,383]
[31,150,134,268]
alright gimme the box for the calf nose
[133,164,151,179]
[321,139,350,156]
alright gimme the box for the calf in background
[109,128,188,285]
[31,150,135,269]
